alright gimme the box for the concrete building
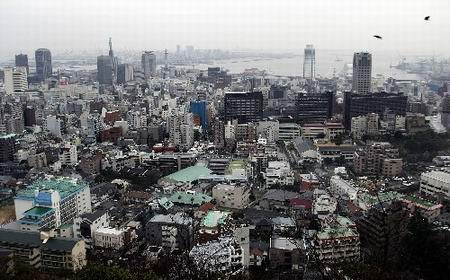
[441,94,450,133]
[315,220,360,263]
[329,175,358,201]
[399,195,443,221]
[296,91,334,124]
[353,142,403,176]
[73,210,109,248]
[59,142,78,167]
[3,67,27,94]
[351,113,380,139]
[420,171,450,200]
[0,134,17,163]
[189,236,243,273]
[142,51,157,78]
[224,91,263,123]
[45,115,63,138]
[35,48,52,81]
[14,177,92,231]
[352,52,372,95]
[212,183,250,210]
[93,227,126,250]
[0,229,86,271]
[303,44,315,80]
[146,212,193,252]
[15,54,29,74]
[117,63,134,84]
[97,55,114,85]
[264,161,295,188]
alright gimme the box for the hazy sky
[0,0,449,58]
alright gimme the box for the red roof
[290,198,312,209]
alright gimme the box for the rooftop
[316,226,359,240]
[164,165,212,183]
[202,210,230,228]
[0,229,79,252]
[401,195,441,209]
[169,191,212,206]
[16,177,88,200]
[24,206,53,217]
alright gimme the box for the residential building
[353,142,403,176]
[93,227,126,250]
[146,212,193,252]
[0,229,86,271]
[14,177,92,231]
[212,183,250,210]
[264,161,295,188]
[399,195,443,221]
[0,134,17,163]
[73,210,109,248]
[420,171,450,199]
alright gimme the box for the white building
[224,121,236,140]
[212,183,250,209]
[190,236,244,273]
[14,177,92,232]
[257,120,279,143]
[94,227,126,249]
[313,189,337,219]
[420,171,450,199]
[278,121,301,141]
[329,175,358,201]
[264,161,294,188]
[3,67,28,95]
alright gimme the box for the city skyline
[0,0,449,60]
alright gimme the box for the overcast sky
[0,0,449,58]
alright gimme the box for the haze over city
[1,0,450,59]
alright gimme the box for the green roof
[164,165,212,183]
[403,195,436,208]
[24,206,53,216]
[202,210,231,228]
[169,191,212,206]
[16,177,87,200]
[0,134,16,139]
[317,226,358,240]
[360,191,402,205]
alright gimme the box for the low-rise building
[315,223,360,264]
[93,227,126,250]
[0,229,86,271]
[420,171,450,200]
[264,161,294,188]
[212,183,250,210]
[399,195,443,221]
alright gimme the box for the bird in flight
[373,35,382,40]
[424,16,431,21]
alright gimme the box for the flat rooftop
[16,177,87,200]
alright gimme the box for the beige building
[212,183,250,209]
[354,142,402,176]
[420,171,450,199]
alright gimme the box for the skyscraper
[117,63,134,84]
[108,37,118,81]
[142,51,156,79]
[97,55,114,85]
[352,52,372,95]
[3,67,28,94]
[303,44,315,79]
[15,54,29,75]
[35,48,52,82]
[441,93,450,133]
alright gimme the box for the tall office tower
[108,37,118,81]
[35,48,52,81]
[117,63,134,84]
[15,54,29,75]
[303,44,315,79]
[97,55,114,85]
[3,67,28,94]
[353,52,372,95]
[224,91,264,123]
[441,93,450,133]
[142,51,157,79]
[190,101,208,130]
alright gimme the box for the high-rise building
[0,134,17,163]
[15,54,29,75]
[189,101,208,130]
[303,44,315,79]
[352,52,372,95]
[117,63,134,84]
[35,48,52,81]
[108,37,118,81]
[3,67,28,94]
[142,51,156,79]
[224,91,263,124]
[441,93,450,133]
[295,91,334,124]
[344,92,407,129]
[97,55,114,85]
